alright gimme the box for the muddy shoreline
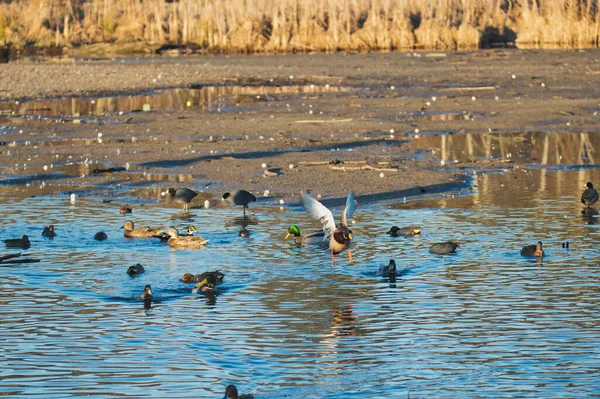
[1,49,599,206]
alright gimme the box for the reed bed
[0,0,598,52]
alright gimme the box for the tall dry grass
[0,0,598,52]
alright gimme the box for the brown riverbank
[0,50,599,205]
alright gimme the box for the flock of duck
[2,181,598,398]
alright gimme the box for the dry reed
[0,0,598,52]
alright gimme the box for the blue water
[1,167,599,398]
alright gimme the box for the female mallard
[94,231,108,241]
[166,188,198,212]
[119,204,132,215]
[386,225,421,237]
[181,271,224,283]
[429,241,459,254]
[302,191,356,264]
[4,235,30,249]
[581,182,599,208]
[191,274,217,294]
[285,225,326,245]
[121,220,164,238]
[222,384,254,399]
[166,227,208,249]
[222,190,257,218]
[42,225,57,237]
[521,241,544,257]
[127,263,145,276]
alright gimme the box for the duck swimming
[94,231,108,241]
[119,205,132,215]
[166,188,198,212]
[222,190,256,218]
[191,274,217,295]
[181,271,224,283]
[127,264,145,276]
[429,242,459,254]
[302,191,356,264]
[165,227,208,249]
[386,225,421,237]
[285,225,326,245]
[222,384,254,399]
[121,220,165,238]
[42,225,57,238]
[238,226,250,238]
[521,241,544,257]
[138,284,152,300]
[186,225,197,235]
[376,259,398,277]
[4,235,30,249]
[581,182,599,208]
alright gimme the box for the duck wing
[302,193,336,239]
[340,190,356,227]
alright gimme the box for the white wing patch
[302,193,336,239]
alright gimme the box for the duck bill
[413,229,421,235]
[348,233,353,239]
[191,277,210,294]
[284,232,291,240]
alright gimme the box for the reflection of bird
[302,191,356,263]
[581,182,599,208]
[4,235,30,249]
[94,231,108,241]
[119,205,132,215]
[121,220,164,238]
[222,384,254,399]
[42,225,57,237]
[167,188,198,212]
[127,264,145,276]
[166,227,208,249]
[191,274,217,294]
[222,190,256,218]
[285,225,326,245]
[521,241,544,257]
[386,225,421,237]
[429,242,459,254]
[181,271,224,283]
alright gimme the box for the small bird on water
[222,384,254,399]
[4,235,30,249]
[429,241,459,254]
[42,225,57,238]
[581,182,598,208]
[521,241,544,258]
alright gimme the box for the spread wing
[302,193,336,239]
[340,190,356,227]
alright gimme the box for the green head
[286,225,301,239]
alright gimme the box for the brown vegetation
[0,0,599,53]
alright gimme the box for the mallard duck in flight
[302,191,356,264]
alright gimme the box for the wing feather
[341,190,356,227]
[302,193,336,239]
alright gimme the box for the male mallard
[191,274,217,294]
[386,225,421,237]
[181,271,224,283]
[121,220,165,238]
[127,263,145,276]
[166,227,208,249]
[521,241,544,257]
[222,190,257,218]
[94,231,108,241]
[42,225,57,238]
[429,241,459,254]
[222,384,254,399]
[285,225,326,245]
[4,235,30,249]
[166,188,198,212]
[581,182,599,208]
[119,204,132,215]
[302,191,356,263]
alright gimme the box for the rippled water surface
[1,168,600,398]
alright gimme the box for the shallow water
[1,166,599,398]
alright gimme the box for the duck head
[386,226,400,235]
[285,225,301,239]
[192,274,217,294]
[121,220,134,230]
[223,385,238,399]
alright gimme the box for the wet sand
[1,49,599,205]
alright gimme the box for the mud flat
[0,49,599,205]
